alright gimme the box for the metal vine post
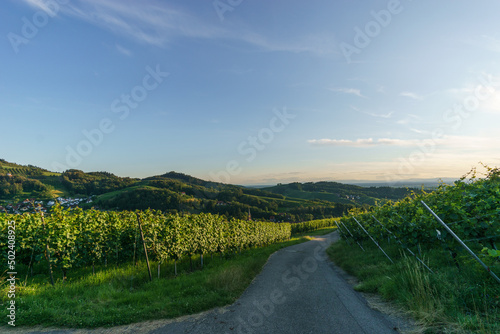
[353,217,394,264]
[372,215,434,274]
[341,221,365,251]
[421,200,500,284]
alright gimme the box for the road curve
[149,232,402,334]
[24,232,409,334]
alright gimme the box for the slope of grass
[327,239,500,334]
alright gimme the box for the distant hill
[262,181,418,206]
[0,158,419,221]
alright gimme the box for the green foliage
[96,184,349,221]
[0,205,291,279]
[290,218,338,234]
[61,169,139,196]
[0,175,51,199]
[339,165,500,273]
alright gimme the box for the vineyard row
[1,205,337,282]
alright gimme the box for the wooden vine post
[136,213,152,282]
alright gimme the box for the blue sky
[1,0,500,185]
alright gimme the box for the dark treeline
[265,181,418,201]
[0,175,51,198]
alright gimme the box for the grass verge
[0,227,336,329]
[327,239,500,334]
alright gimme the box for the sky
[1,0,500,185]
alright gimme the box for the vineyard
[0,206,292,283]
[338,166,500,269]
[334,166,500,332]
[0,204,338,328]
[290,218,338,234]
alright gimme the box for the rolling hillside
[0,159,415,221]
[262,181,417,206]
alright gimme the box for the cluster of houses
[345,194,361,200]
[0,199,47,214]
[0,197,94,214]
[53,197,93,207]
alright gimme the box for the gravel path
[20,232,413,334]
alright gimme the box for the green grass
[327,239,500,334]
[0,228,335,329]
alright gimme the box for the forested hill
[0,159,416,221]
[262,181,417,206]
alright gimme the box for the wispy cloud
[400,91,423,100]
[17,0,335,56]
[329,87,366,98]
[115,44,132,57]
[239,31,338,55]
[308,137,436,147]
[309,135,500,153]
[365,111,394,118]
[350,106,394,119]
[409,128,428,134]
[21,0,59,16]
[59,0,224,46]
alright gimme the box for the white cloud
[307,137,432,147]
[365,111,394,119]
[350,105,393,118]
[305,135,500,181]
[309,138,374,147]
[329,87,366,98]
[309,134,500,149]
[409,128,428,135]
[307,135,494,148]
[400,91,423,100]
